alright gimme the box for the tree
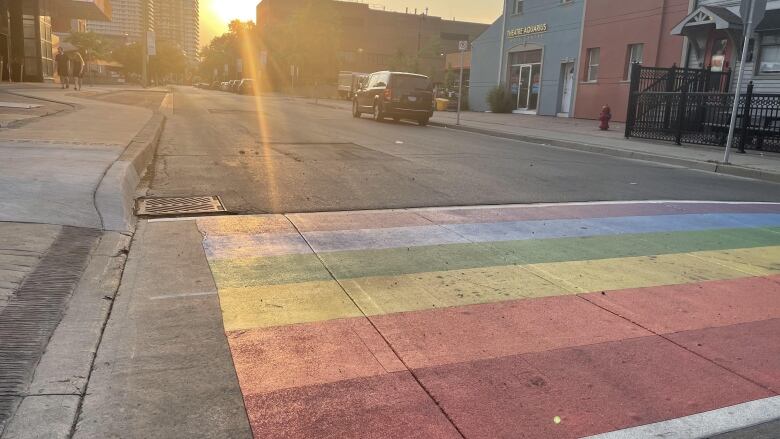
[66,32,113,61]
[150,41,187,81]
[198,20,255,81]
[112,42,142,76]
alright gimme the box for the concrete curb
[429,121,780,184]
[94,113,166,232]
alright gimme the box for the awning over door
[671,6,742,36]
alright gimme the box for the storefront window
[759,33,780,74]
[507,49,542,112]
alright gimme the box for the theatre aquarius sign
[507,23,548,39]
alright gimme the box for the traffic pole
[724,0,755,163]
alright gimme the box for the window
[625,43,644,80]
[586,48,600,82]
[759,33,780,74]
[512,0,523,15]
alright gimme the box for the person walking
[70,50,85,91]
[55,47,69,89]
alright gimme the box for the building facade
[0,0,110,82]
[256,0,488,86]
[575,0,689,122]
[154,0,198,59]
[87,0,141,39]
[469,0,585,116]
[673,0,780,93]
[88,0,198,60]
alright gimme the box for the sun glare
[207,0,256,24]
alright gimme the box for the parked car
[352,71,434,126]
[237,79,255,95]
[210,81,221,90]
[219,81,231,91]
[230,80,242,93]
[337,71,368,100]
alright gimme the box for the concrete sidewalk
[431,110,780,183]
[0,84,167,438]
[0,85,164,230]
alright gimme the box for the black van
[352,71,434,126]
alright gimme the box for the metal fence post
[664,64,677,130]
[675,73,689,145]
[738,81,754,153]
[625,63,641,138]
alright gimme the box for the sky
[200,0,504,47]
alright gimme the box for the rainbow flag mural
[196,201,780,438]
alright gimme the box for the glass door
[518,65,531,109]
[509,65,521,110]
[528,64,541,111]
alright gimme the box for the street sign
[458,40,469,52]
[741,0,767,35]
[147,31,156,56]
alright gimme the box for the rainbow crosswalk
[196,201,780,438]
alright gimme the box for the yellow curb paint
[218,281,363,332]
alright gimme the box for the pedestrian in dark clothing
[70,51,85,91]
[55,47,69,89]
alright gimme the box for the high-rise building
[87,0,143,40]
[154,0,199,59]
[87,0,197,60]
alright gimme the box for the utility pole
[457,41,468,126]
[724,0,766,163]
[141,0,149,87]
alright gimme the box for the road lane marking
[149,291,218,300]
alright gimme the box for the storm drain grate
[136,196,227,217]
[0,227,100,434]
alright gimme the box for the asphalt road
[146,87,780,214]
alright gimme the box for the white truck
[337,71,368,100]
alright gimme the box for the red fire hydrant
[599,105,612,131]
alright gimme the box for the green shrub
[487,85,514,113]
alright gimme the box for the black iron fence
[626,65,780,153]
[634,65,731,94]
